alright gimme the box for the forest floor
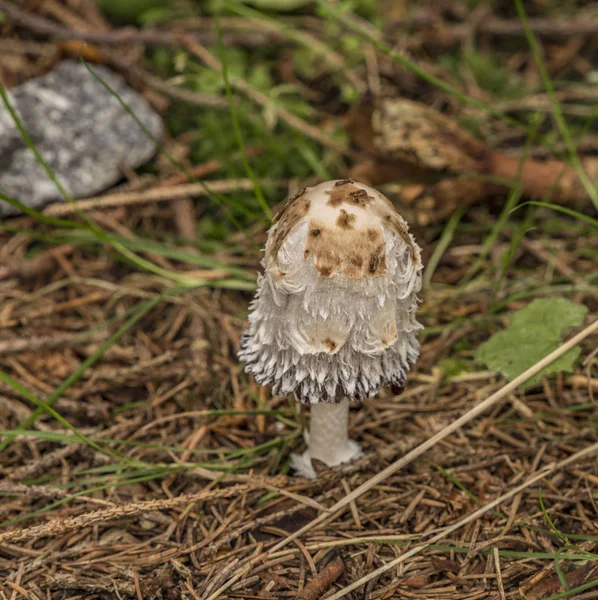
[1,0,598,598]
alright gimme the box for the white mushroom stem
[291,399,363,479]
[309,400,357,465]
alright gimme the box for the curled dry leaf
[347,96,598,226]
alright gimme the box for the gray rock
[0,60,163,217]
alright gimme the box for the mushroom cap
[239,179,423,405]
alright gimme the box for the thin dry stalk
[270,318,598,554]
[493,547,507,600]
[0,330,107,357]
[204,319,598,599]
[325,441,598,599]
[0,485,249,545]
[41,179,288,216]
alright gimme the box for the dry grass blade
[39,179,288,216]
[326,440,598,600]
[2,1,598,597]
[271,318,598,552]
[0,330,107,356]
[204,319,598,599]
[0,485,248,544]
[494,546,507,600]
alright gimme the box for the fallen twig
[204,318,598,599]
[0,244,75,282]
[0,330,107,357]
[268,317,598,556]
[388,11,598,38]
[296,557,345,600]
[325,440,598,600]
[39,178,288,217]
[0,1,281,48]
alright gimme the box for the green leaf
[475,297,588,388]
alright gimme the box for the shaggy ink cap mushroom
[239,179,423,478]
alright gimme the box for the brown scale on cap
[326,179,376,209]
[368,244,386,275]
[322,338,337,352]
[304,218,386,278]
[267,180,419,280]
[336,209,357,230]
[349,188,374,208]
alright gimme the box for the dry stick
[41,178,288,217]
[493,547,507,600]
[0,244,74,282]
[203,449,598,600]
[253,480,329,512]
[386,13,598,39]
[0,330,107,357]
[326,440,598,600]
[3,1,597,47]
[270,317,598,555]
[296,557,345,600]
[205,318,598,600]
[140,71,229,109]
[0,1,279,48]
[478,15,598,36]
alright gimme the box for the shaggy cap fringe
[239,180,423,405]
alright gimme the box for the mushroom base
[291,399,363,479]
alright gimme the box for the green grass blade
[435,463,504,519]
[80,58,235,212]
[545,580,598,600]
[423,208,463,288]
[0,191,83,229]
[0,79,213,286]
[514,0,598,211]
[56,230,256,280]
[539,488,570,545]
[0,83,72,202]
[215,15,272,221]
[317,0,529,132]
[0,80,118,239]
[0,295,162,453]
[513,201,598,229]
[0,372,125,463]
[461,118,541,287]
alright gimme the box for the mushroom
[239,179,423,478]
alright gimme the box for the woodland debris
[348,97,598,226]
[296,557,345,600]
